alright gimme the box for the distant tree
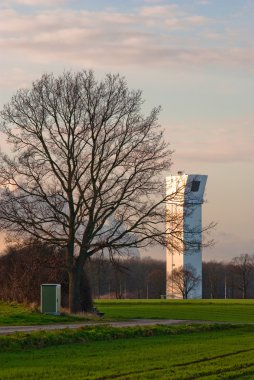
[0,240,69,306]
[146,268,165,298]
[89,256,166,300]
[230,254,254,299]
[202,261,226,299]
[0,70,173,312]
[168,265,200,299]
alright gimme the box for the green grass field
[0,324,254,379]
[96,299,254,323]
[2,299,254,325]
[1,299,254,379]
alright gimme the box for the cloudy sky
[0,0,254,261]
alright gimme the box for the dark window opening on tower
[191,180,200,192]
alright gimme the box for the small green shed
[41,284,61,315]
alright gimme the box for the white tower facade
[166,172,207,299]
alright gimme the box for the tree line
[203,254,254,299]
[0,242,165,306]
[0,241,253,305]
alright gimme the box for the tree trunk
[68,268,81,313]
[68,266,93,313]
[243,284,247,299]
[80,268,93,312]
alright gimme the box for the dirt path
[0,319,208,335]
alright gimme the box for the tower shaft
[166,173,207,299]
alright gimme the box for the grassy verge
[1,324,254,379]
[0,323,232,351]
[96,299,254,323]
[0,301,101,325]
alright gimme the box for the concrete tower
[166,172,207,299]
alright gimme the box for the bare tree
[168,265,200,299]
[0,70,175,312]
[202,261,226,299]
[230,254,254,299]
[146,268,166,299]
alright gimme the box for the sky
[0,0,254,262]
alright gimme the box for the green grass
[0,323,231,351]
[2,300,254,379]
[2,299,254,326]
[1,324,254,379]
[96,299,254,323]
[0,301,98,325]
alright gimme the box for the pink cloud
[2,0,66,6]
[186,15,209,26]
[0,5,254,89]
[140,5,178,17]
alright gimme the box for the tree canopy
[0,70,172,311]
